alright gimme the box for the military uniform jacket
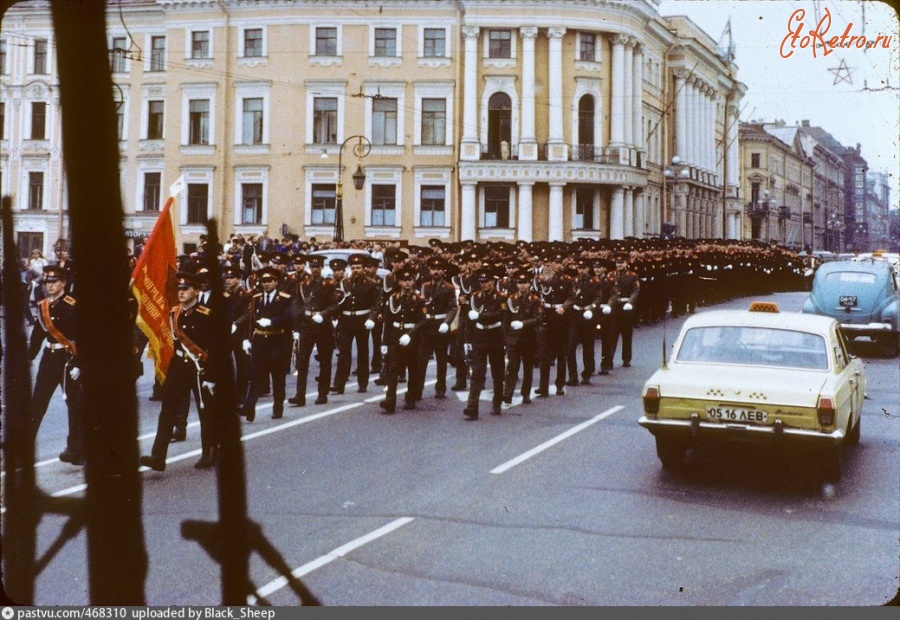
[225,286,252,340]
[382,291,427,342]
[29,293,78,360]
[465,289,507,348]
[245,288,294,340]
[537,275,575,322]
[453,272,479,308]
[504,291,542,342]
[420,278,458,333]
[170,301,214,370]
[337,276,381,323]
[608,270,640,310]
[295,277,339,330]
[571,275,603,314]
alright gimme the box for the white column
[548,183,564,241]
[460,182,477,241]
[520,27,537,155]
[631,43,643,153]
[623,39,634,147]
[623,188,634,237]
[634,190,645,238]
[705,88,714,171]
[674,69,687,159]
[460,26,480,160]
[547,27,566,150]
[610,35,627,146]
[517,182,533,241]
[699,87,708,170]
[610,187,625,239]
[726,101,739,187]
[689,79,699,167]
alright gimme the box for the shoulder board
[278,291,291,298]
[628,270,637,276]
[195,305,211,316]
[253,292,263,298]
[223,291,231,298]
[63,295,76,306]
[171,305,180,313]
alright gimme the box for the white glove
[623,303,633,312]
[468,310,479,321]
[201,381,215,394]
[293,331,300,341]
[312,313,324,324]
[398,333,411,347]
[463,343,473,355]
[583,310,593,320]
[380,345,388,356]
[256,318,272,328]
[438,322,449,334]
[68,366,80,381]
[364,319,375,330]
[601,304,612,315]
[510,320,523,331]
[242,340,252,354]
[231,323,237,334]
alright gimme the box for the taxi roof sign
[749,301,780,313]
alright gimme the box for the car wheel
[848,413,861,445]
[655,437,686,470]
[822,445,843,483]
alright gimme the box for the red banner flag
[130,193,178,384]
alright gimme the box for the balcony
[747,202,770,218]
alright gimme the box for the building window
[191,31,210,59]
[241,98,264,145]
[110,36,127,73]
[0,39,6,75]
[484,186,510,228]
[244,28,263,57]
[575,188,595,229]
[147,100,164,139]
[421,98,446,145]
[188,99,210,145]
[186,183,209,225]
[143,172,161,211]
[420,186,445,227]
[241,183,263,224]
[31,102,46,140]
[311,184,336,225]
[488,30,511,59]
[116,105,125,140]
[751,153,760,168]
[28,172,44,210]
[0,102,5,140]
[313,97,337,144]
[371,185,396,226]
[579,33,596,62]
[34,39,48,74]
[374,28,397,57]
[150,36,165,71]
[372,98,397,145]
[315,27,337,56]
[423,28,445,57]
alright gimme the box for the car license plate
[839,295,857,307]
[706,406,768,423]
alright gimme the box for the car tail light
[643,386,660,415]
[817,396,835,427]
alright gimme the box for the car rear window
[823,271,878,284]
[675,326,829,370]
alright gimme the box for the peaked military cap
[42,265,70,282]
[175,271,201,289]
[256,266,282,280]
[329,258,348,271]
[306,254,325,267]
[348,253,367,266]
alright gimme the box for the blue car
[803,260,900,357]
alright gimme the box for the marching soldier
[463,267,507,419]
[374,248,407,386]
[379,266,426,414]
[364,255,385,376]
[414,256,458,400]
[289,254,339,407]
[603,253,641,370]
[502,269,542,405]
[140,272,218,471]
[224,265,252,406]
[29,265,83,465]
[451,250,483,391]
[240,266,294,421]
[566,257,602,385]
[536,253,574,397]
[332,254,380,394]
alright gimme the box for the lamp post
[662,156,689,238]
[333,135,371,243]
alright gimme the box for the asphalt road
[12,291,900,605]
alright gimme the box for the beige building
[2,0,743,255]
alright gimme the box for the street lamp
[663,156,689,238]
[333,135,371,243]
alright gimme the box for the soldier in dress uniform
[502,269,542,405]
[332,254,381,394]
[239,266,294,421]
[450,250,483,391]
[374,248,407,386]
[593,259,616,376]
[224,265,252,406]
[463,267,507,419]
[604,253,641,369]
[364,255,385,376]
[330,257,347,286]
[536,253,574,397]
[379,266,426,414]
[566,257,603,385]
[289,254,339,407]
[414,256,458,401]
[140,272,218,471]
[29,265,83,465]
[283,253,308,297]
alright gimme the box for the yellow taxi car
[639,302,865,481]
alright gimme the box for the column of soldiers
[26,237,809,473]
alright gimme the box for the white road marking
[490,405,624,474]
[248,517,414,604]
